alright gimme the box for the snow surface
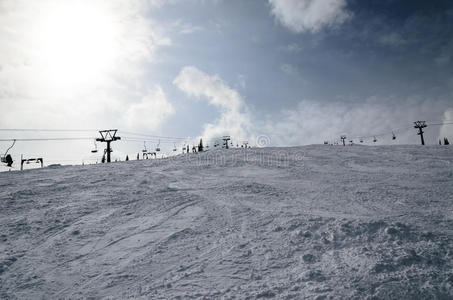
[0,145,452,299]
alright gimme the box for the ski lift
[91,140,98,153]
[155,140,161,152]
[392,132,396,140]
[173,143,177,152]
[373,136,377,143]
[20,156,43,170]
[1,139,16,167]
[142,142,147,153]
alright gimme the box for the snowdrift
[0,145,452,299]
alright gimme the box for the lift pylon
[96,129,121,163]
[414,121,427,145]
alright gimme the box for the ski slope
[1,145,452,299]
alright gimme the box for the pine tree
[198,138,204,152]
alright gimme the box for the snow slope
[0,145,452,299]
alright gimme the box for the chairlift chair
[142,141,147,153]
[1,154,13,167]
[1,139,16,167]
[155,140,161,152]
[173,143,177,151]
[91,140,98,153]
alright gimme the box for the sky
[1,0,453,166]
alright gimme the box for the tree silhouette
[198,138,204,152]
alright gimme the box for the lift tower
[222,136,231,149]
[414,121,427,145]
[96,129,121,163]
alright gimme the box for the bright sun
[36,2,118,87]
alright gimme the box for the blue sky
[1,0,453,165]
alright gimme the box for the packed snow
[0,145,452,299]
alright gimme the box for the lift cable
[341,120,453,143]
[0,128,98,132]
[120,131,193,141]
[346,125,413,141]
[121,136,222,144]
[427,121,453,126]
[0,137,96,142]
[0,128,238,145]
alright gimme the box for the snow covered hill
[1,145,452,299]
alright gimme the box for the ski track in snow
[0,145,452,299]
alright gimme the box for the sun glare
[36,2,118,87]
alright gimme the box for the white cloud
[124,86,174,130]
[173,66,252,142]
[174,67,241,110]
[269,0,351,33]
